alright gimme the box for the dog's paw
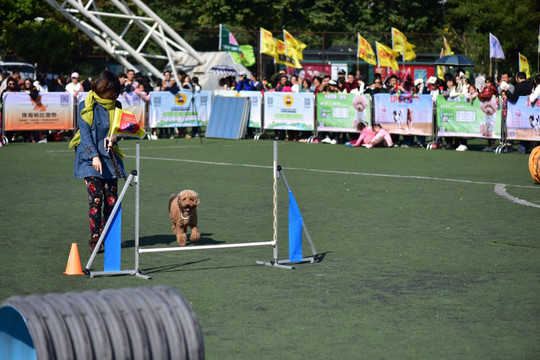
[190,232,200,242]
[177,233,187,246]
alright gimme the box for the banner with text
[317,93,371,133]
[436,95,502,138]
[506,96,540,141]
[148,91,211,128]
[214,90,262,128]
[263,92,314,131]
[373,93,433,136]
[78,91,146,129]
[2,92,74,131]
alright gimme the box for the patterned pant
[85,177,118,241]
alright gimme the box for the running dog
[169,190,200,246]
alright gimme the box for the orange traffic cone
[64,243,84,275]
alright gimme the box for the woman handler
[70,71,126,253]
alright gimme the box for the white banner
[263,92,314,131]
[148,91,211,128]
[214,90,263,128]
[3,92,74,131]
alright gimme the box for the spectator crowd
[1,66,539,153]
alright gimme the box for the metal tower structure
[43,0,205,81]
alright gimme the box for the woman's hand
[92,156,102,175]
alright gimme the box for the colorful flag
[230,44,256,67]
[283,29,307,61]
[219,24,241,53]
[109,108,146,139]
[260,28,277,57]
[357,33,377,65]
[442,36,454,56]
[391,27,416,61]
[275,38,300,68]
[437,49,445,80]
[519,53,530,78]
[376,42,399,71]
[489,33,505,60]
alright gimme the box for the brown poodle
[168,190,200,246]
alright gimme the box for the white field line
[494,184,540,208]
[129,154,540,208]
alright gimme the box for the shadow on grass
[139,251,329,275]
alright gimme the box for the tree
[0,0,80,74]
[444,0,540,75]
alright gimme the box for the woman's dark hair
[92,70,120,100]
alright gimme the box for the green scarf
[69,91,124,159]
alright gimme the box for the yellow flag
[275,39,299,68]
[519,53,530,78]
[283,29,307,61]
[437,49,445,80]
[260,28,277,57]
[442,36,454,56]
[357,33,377,66]
[110,108,145,139]
[391,27,416,61]
[376,42,399,71]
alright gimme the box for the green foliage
[0,0,538,76]
[0,0,78,73]
[445,0,540,74]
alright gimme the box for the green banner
[317,93,370,133]
[436,95,502,138]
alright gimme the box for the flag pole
[489,58,492,77]
[258,28,263,79]
[401,38,405,76]
[218,24,222,51]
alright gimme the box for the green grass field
[1,138,539,359]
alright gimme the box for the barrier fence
[317,93,370,133]
[374,93,434,137]
[3,91,540,146]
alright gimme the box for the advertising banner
[78,91,146,128]
[436,95,502,138]
[263,92,314,131]
[3,92,74,131]
[373,93,433,136]
[148,91,211,128]
[317,93,371,133]
[214,90,263,128]
[506,96,540,141]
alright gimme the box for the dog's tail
[168,194,178,212]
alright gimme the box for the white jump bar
[139,241,276,253]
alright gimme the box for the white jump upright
[86,141,318,279]
[86,142,149,279]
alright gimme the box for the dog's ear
[195,195,200,206]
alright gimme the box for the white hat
[71,72,79,79]
[414,78,424,86]
[328,80,337,85]
[427,76,437,85]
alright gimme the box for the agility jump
[85,141,318,279]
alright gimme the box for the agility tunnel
[0,286,204,360]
